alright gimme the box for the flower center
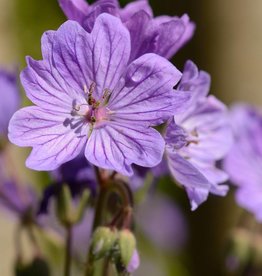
[70,83,113,133]
[185,129,199,146]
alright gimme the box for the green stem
[64,225,72,276]
[85,170,134,276]
[102,257,111,276]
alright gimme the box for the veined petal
[167,150,210,190]
[52,20,92,93]
[85,122,165,176]
[178,60,211,98]
[78,13,130,99]
[120,0,153,22]
[153,14,195,59]
[125,10,151,62]
[53,14,130,100]
[82,0,119,32]
[58,0,89,23]
[108,53,189,126]
[21,31,85,112]
[8,106,87,170]
[186,187,209,211]
[21,57,78,113]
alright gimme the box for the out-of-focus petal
[58,0,89,23]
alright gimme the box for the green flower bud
[91,226,118,260]
[118,229,136,267]
[72,189,90,224]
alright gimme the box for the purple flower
[58,0,195,61]
[0,179,37,220]
[223,104,262,221]
[51,154,95,185]
[8,14,189,176]
[136,194,188,251]
[0,69,20,137]
[165,60,233,210]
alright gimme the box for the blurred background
[0,0,262,275]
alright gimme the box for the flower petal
[153,14,195,59]
[85,122,165,176]
[58,0,89,23]
[82,0,119,32]
[0,70,20,135]
[120,0,153,22]
[53,14,130,100]
[125,10,152,62]
[108,53,190,126]
[21,30,85,113]
[186,187,209,211]
[167,151,210,191]
[178,60,211,98]
[8,106,87,170]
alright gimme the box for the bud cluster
[90,226,138,273]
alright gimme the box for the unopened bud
[91,226,118,260]
[73,189,90,224]
[118,229,136,268]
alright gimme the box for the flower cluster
[224,105,262,221]
[0,0,244,275]
[165,61,233,210]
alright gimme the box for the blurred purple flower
[9,14,190,176]
[129,161,169,191]
[51,154,94,183]
[165,60,233,210]
[0,179,37,221]
[223,104,262,221]
[58,0,195,61]
[39,157,97,214]
[136,194,188,251]
[0,69,20,137]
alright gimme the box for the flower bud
[72,189,90,224]
[91,226,118,260]
[118,229,136,268]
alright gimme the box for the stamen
[101,88,112,105]
[88,82,96,106]
[72,103,89,117]
[90,116,96,123]
[83,84,88,94]
[185,140,199,147]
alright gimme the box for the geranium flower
[165,61,233,210]
[224,104,262,221]
[58,0,195,61]
[9,14,189,176]
[0,69,20,137]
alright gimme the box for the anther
[90,116,96,123]
[101,88,111,105]
[88,82,97,106]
